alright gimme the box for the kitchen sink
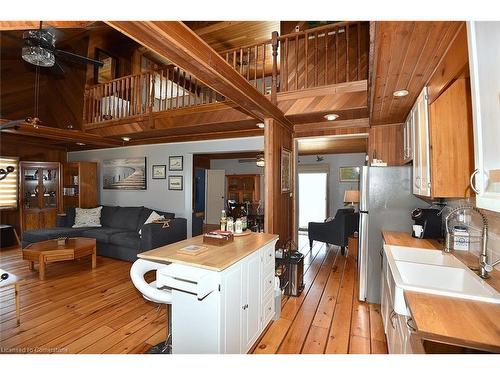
[394,260,500,304]
[388,246,464,267]
[384,244,500,314]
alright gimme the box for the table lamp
[344,190,360,209]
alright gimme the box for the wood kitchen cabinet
[19,161,62,232]
[411,80,474,198]
[428,78,474,198]
[467,21,500,212]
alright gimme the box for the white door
[298,171,328,230]
[467,21,500,212]
[222,263,243,354]
[242,251,261,352]
[205,169,226,225]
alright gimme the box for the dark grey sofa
[22,205,187,262]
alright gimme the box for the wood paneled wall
[264,118,294,244]
[367,123,403,166]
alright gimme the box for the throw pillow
[72,206,103,228]
[139,210,165,235]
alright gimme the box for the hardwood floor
[0,236,387,354]
[253,235,388,354]
[0,248,166,354]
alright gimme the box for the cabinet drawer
[262,291,274,326]
[262,243,275,267]
[262,271,274,297]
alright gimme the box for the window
[0,157,19,209]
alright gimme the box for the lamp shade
[344,190,360,204]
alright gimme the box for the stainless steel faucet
[444,205,500,279]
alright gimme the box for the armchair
[308,208,359,256]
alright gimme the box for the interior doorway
[298,168,329,231]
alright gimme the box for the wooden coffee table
[23,237,97,280]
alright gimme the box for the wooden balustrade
[84,66,223,124]
[278,21,369,92]
[84,22,369,125]
[220,39,274,96]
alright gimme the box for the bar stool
[130,259,172,353]
[0,268,20,325]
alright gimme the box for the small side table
[348,235,359,261]
[0,268,20,325]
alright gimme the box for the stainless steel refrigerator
[358,166,425,303]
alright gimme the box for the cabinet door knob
[406,317,417,332]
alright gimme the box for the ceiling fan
[0,22,103,131]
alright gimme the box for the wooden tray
[203,233,234,246]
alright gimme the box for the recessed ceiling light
[76,142,86,146]
[324,113,339,121]
[393,89,409,97]
[256,122,265,129]
[121,136,131,142]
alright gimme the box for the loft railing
[84,22,368,125]
[278,21,368,91]
[220,39,274,96]
[83,66,223,124]
[219,21,368,94]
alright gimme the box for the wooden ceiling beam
[105,21,292,128]
[0,123,122,147]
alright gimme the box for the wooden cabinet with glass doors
[20,162,62,232]
[226,174,261,203]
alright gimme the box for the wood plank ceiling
[369,21,463,125]
[184,21,279,52]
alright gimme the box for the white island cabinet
[467,21,500,212]
[138,233,278,354]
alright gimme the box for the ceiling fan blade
[55,49,103,67]
[0,119,26,130]
[51,60,65,75]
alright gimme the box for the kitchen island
[138,232,279,354]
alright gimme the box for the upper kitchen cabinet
[467,21,500,212]
[428,78,474,198]
[411,23,474,199]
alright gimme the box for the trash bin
[285,251,304,297]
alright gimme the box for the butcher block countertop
[138,232,278,272]
[383,231,500,353]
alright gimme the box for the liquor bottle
[220,210,227,231]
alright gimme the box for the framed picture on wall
[152,165,166,179]
[339,166,361,182]
[168,175,183,191]
[102,157,147,190]
[169,156,183,171]
[281,147,292,193]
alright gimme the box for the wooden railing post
[271,31,279,104]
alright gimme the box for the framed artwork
[102,157,147,190]
[169,156,183,171]
[168,175,183,191]
[152,165,166,179]
[339,166,361,182]
[281,147,292,193]
[94,48,118,84]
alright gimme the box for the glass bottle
[220,210,227,231]
[235,218,243,234]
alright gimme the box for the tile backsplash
[443,197,500,271]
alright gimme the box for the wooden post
[271,31,279,105]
